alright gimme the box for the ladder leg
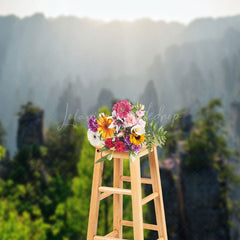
[87,150,104,240]
[130,157,144,240]
[113,158,123,238]
[149,147,168,240]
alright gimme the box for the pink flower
[137,118,146,127]
[113,100,132,119]
[125,113,137,127]
[136,110,144,117]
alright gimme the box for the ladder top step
[94,236,127,240]
[99,186,132,195]
[95,143,157,159]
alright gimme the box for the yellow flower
[97,115,115,139]
[129,132,146,145]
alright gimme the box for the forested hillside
[0,13,240,153]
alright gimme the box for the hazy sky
[1,0,240,23]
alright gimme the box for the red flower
[115,141,125,152]
[105,138,115,148]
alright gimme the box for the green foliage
[0,108,88,239]
[50,134,96,239]
[163,130,177,157]
[0,200,49,240]
[130,101,143,114]
[0,145,5,161]
[50,131,134,239]
[182,99,240,228]
[98,106,111,116]
[17,101,41,117]
[2,99,240,240]
[0,120,6,145]
[163,108,190,157]
[145,118,167,154]
[185,99,230,170]
[96,151,113,163]
[45,121,86,178]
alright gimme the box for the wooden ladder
[87,144,168,240]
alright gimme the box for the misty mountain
[0,13,240,153]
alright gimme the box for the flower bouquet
[87,100,167,163]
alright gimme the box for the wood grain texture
[94,236,127,240]
[113,158,123,238]
[120,176,152,185]
[149,146,168,240]
[87,144,168,240]
[99,186,132,195]
[87,150,104,240]
[130,157,144,240]
[104,230,118,237]
[121,220,158,231]
[142,192,159,205]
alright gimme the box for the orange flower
[97,115,115,139]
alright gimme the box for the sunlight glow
[0,0,240,23]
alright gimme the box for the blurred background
[0,0,240,239]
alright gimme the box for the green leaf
[144,113,149,131]
[95,152,113,163]
[150,119,154,129]
[99,146,110,152]
[155,136,163,148]
[146,141,154,154]
[153,122,157,133]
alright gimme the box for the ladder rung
[121,176,152,184]
[99,186,132,195]
[94,236,127,240]
[142,192,159,205]
[121,220,159,231]
[105,230,118,237]
[99,192,113,200]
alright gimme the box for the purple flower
[124,145,130,152]
[131,144,141,152]
[125,135,131,146]
[88,115,99,132]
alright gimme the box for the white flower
[108,110,123,132]
[139,104,145,110]
[87,129,103,146]
[131,125,146,135]
[116,131,125,137]
[112,110,117,117]
[99,112,105,118]
[108,121,115,129]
